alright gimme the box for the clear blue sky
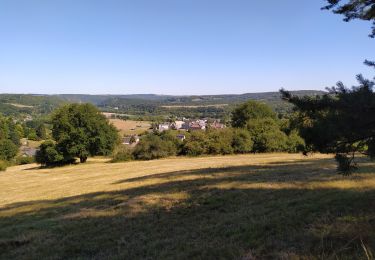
[0,0,373,95]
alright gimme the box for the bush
[27,131,39,141]
[232,128,253,153]
[206,129,234,155]
[133,134,177,160]
[111,146,134,162]
[35,140,67,166]
[285,130,305,153]
[0,139,18,161]
[232,100,276,128]
[182,131,208,156]
[247,118,288,152]
[0,160,7,171]
[15,156,35,165]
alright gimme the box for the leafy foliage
[0,114,21,162]
[0,160,7,171]
[281,73,375,174]
[231,128,253,153]
[247,118,288,152]
[231,100,276,128]
[35,140,66,166]
[133,134,177,160]
[0,139,18,161]
[36,104,119,166]
[51,103,119,163]
[110,146,134,162]
[206,129,234,155]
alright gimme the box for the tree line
[112,101,305,162]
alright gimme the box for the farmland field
[0,153,374,259]
[108,119,151,136]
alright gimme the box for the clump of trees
[231,101,304,153]
[112,100,305,162]
[36,104,119,166]
[0,115,23,171]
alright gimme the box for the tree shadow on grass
[0,158,374,259]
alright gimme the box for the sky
[0,0,374,95]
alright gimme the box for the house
[188,119,207,131]
[180,121,190,130]
[122,135,140,145]
[176,134,186,141]
[158,123,170,132]
[171,121,185,130]
[210,121,226,129]
[189,122,205,131]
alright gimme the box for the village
[122,119,226,145]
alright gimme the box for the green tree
[0,139,18,161]
[232,128,253,153]
[206,129,234,155]
[35,140,65,166]
[285,130,305,153]
[182,131,208,156]
[281,79,375,174]
[247,118,288,152]
[133,134,177,160]
[231,100,276,128]
[50,103,119,164]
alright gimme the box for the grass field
[108,119,151,136]
[0,153,374,259]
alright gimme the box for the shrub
[182,131,208,156]
[35,140,66,166]
[111,146,134,162]
[27,131,39,141]
[232,128,253,153]
[15,156,35,165]
[232,100,276,128]
[247,118,288,152]
[0,139,18,161]
[285,130,305,153]
[206,129,234,155]
[133,134,177,160]
[0,160,7,171]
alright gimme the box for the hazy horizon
[1,0,373,95]
[0,89,324,96]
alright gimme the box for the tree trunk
[80,156,87,163]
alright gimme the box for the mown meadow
[0,153,374,259]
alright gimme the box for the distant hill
[0,90,325,119]
[57,90,324,105]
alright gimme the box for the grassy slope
[0,154,374,259]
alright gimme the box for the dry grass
[108,119,151,136]
[0,153,374,259]
[6,103,34,108]
[161,104,228,108]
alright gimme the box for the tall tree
[38,103,119,165]
[280,1,375,174]
[231,101,276,128]
[281,76,375,174]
